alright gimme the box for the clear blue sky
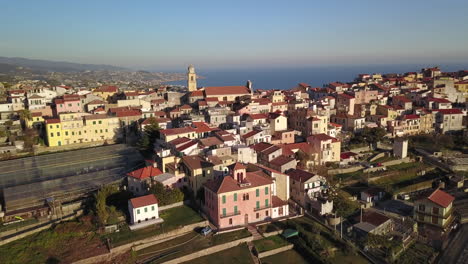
[1,0,468,70]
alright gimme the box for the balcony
[220,211,241,218]
[254,205,271,212]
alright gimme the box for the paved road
[438,224,468,264]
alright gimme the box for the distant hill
[0,57,128,72]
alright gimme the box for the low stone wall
[72,220,208,264]
[262,230,282,237]
[369,152,385,162]
[381,157,411,166]
[161,236,254,264]
[349,146,370,153]
[258,244,294,258]
[328,165,363,175]
[0,210,82,246]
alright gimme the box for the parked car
[201,226,212,236]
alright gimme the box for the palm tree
[18,109,32,121]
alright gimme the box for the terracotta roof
[427,189,455,208]
[340,152,358,160]
[404,114,420,120]
[199,137,223,147]
[116,110,141,117]
[84,114,111,120]
[125,91,139,97]
[308,133,339,142]
[94,85,118,93]
[428,97,451,103]
[28,94,44,99]
[251,142,273,152]
[176,140,198,152]
[180,104,192,110]
[204,86,250,96]
[192,122,213,133]
[190,90,204,97]
[160,127,194,136]
[204,171,272,194]
[242,130,261,139]
[182,155,213,170]
[127,166,163,180]
[287,169,316,182]
[168,136,192,146]
[358,211,390,227]
[88,99,105,105]
[436,109,463,115]
[232,162,247,171]
[269,155,295,167]
[271,195,288,207]
[339,93,354,99]
[130,194,158,208]
[45,118,61,124]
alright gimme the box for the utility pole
[340,216,343,239]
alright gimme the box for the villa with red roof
[204,85,252,102]
[128,194,162,230]
[127,165,163,196]
[203,163,288,229]
[414,189,455,228]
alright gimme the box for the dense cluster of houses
[1,65,467,232]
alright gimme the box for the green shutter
[234,193,237,202]
[222,208,226,216]
[256,201,260,209]
[256,189,259,197]
[265,187,268,195]
[234,206,238,214]
[222,195,226,204]
[137,209,140,214]
[144,207,148,212]
[265,199,269,207]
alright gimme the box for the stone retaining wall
[161,236,254,264]
[328,165,363,175]
[262,230,282,237]
[258,244,294,258]
[72,220,208,264]
[158,201,185,212]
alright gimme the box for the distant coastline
[164,63,468,90]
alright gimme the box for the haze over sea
[164,63,468,90]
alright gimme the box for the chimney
[246,80,253,95]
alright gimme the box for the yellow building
[181,155,214,196]
[377,105,398,120]
[26,112,45,129]
[92,86,118,101]
[414,189,454,228]
[45,113,120,147]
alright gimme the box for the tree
[149,182,184,206]
[94,185,119,226]
[138,117,160,152]
[18,109,32,121]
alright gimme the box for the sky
[1,0,468,71]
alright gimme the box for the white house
[128,194,162,230]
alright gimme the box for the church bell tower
[187,65,197,92]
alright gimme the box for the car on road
[201,226,212,236]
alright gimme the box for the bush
[150,182,184,206]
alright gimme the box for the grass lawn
[261,249,309,264]
[257,221,287,234]
[332,251,369,264]
[335,170,364,182]
[372,155,397,163]
[136,228,252,264]
[253,235,290,253]
[105,205,204,247]
[184,243,254,264]
[0,216,108,264]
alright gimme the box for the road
[438,224,468,264]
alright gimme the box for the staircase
[247,241,261,264]
[247,225,263,240]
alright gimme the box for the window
[93,121,96,125]
[256,213,260,219]
[265,199,269,207]
[144,207,148,213]
[151,206,155,211]
[256,189,259,197]
[57,132,60,136]
[256,201,260,209]
[265,187,269,195]
[50,133,54,137]
[137,209,140,214]
[234,193,237,202]
[72,132,74,136]
[105,129,108,132]
[222,195,226,204]
[99,120,102,124]
[234,206,238,214]
[432,216,438,224]
[266,210,269,216]
[432,207,439,215]
[243,193,249,201]
[222,208,226,217]
[229,218,232,225]
[56,125,59,128]
[418,204,425,212]
[65,131,68,136]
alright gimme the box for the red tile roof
[204,171,272,194]
[127,166,163,180]
[249,113,268,120]
[190,90,204,97]
[130,194,158,208]
[242,130,261,139]
[116,109,141,117]
[404,114,420,120]
[436,109,463,115]
[160,127,195,136]
[271,195,288,207]
[427,189,455,208]
[287,169,316,182]
[45,118,61,124]
[204,86,250,96]
[94,85,118,93]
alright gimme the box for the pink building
[54,94,83,114]
[203,163,288,229]
[336,93,355,115]
[354,89,378,104]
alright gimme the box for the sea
[163,63,468,90]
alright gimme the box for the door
[244,214,249,225]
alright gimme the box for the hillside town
[0,65,467,264]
